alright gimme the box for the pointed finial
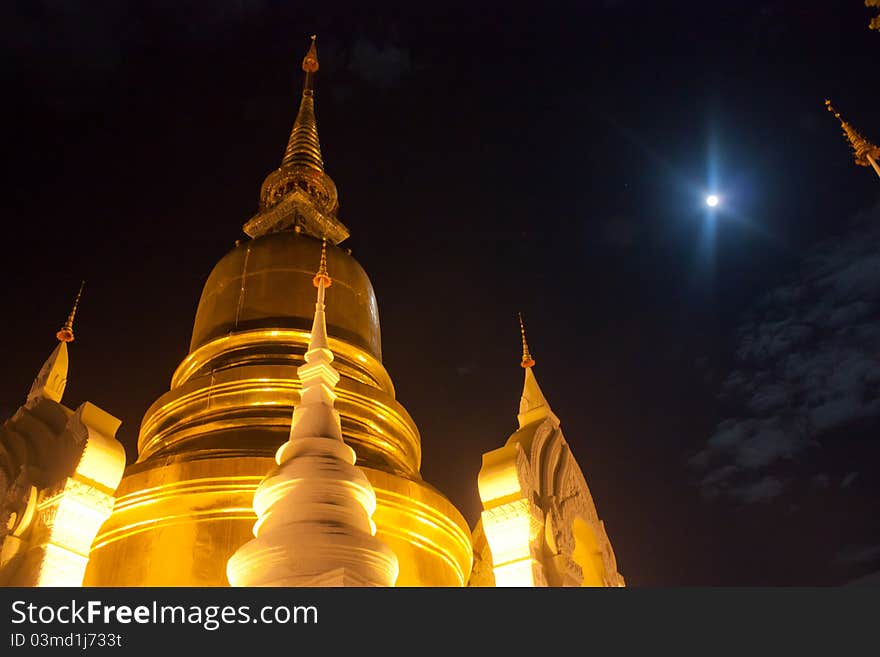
[825,99,839,119]
[518,312,535,368]
[825,99,880,169]
[56,281,84,343]
[302,35,319,73]
[245,34,350,244]
[313,237,332,288]
[278,36,325,172]
[301,35,319,95]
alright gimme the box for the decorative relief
[478,413,625,587]
[0,394,124,586]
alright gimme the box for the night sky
[2,2,878,585]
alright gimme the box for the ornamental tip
[302,35,319,73]
[55,327,74,343]
[56,280,84,343]
[313,237,332,288]
[825,99,841,120]
[823,99,880,169]
[518,312,535,368]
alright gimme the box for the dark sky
[1,1,878,585]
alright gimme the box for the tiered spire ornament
[313,236,332,288]
[516,314,553,429]
[825,100,880,179]
[227,238,398,587]
[28,284,84,405]
[519,312,535,368]
[243,36,350,244]
[56,281,84,343]
[281,36,323,172]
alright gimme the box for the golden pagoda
[82,37,471,586]
[2,37,625,588]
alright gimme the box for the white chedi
[226,243,398,587]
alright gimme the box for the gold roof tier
[84,230,474,586]
[85,461,472,587]
[244,36,350,244]
[191,232,381,359]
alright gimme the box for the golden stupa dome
[190,231,381,360]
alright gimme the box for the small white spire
[277,238,341,454]
[227,238,398,587]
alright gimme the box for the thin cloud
[691,202,880,503]
[348,37,411,88]
[833,543,880,567]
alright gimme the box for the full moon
[706,194,719,207]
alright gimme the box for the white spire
[518,366,552,428]
[227,238,398,587]
[27,342,68,406]
[277,242,341,454]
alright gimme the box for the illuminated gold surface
[85,231,472,586]
[141,332,418,476]
[227,245,399,587]
[190,232,381,358]
[83,37,475,587]
[85,459,471,586]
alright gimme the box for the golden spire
[302,34,319,78]
[244,35,349,244]
[518,312,535,369]
[56,281,84,343]
[313,237,332,289]
[282,35,324,172]
[825,99,880,176]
